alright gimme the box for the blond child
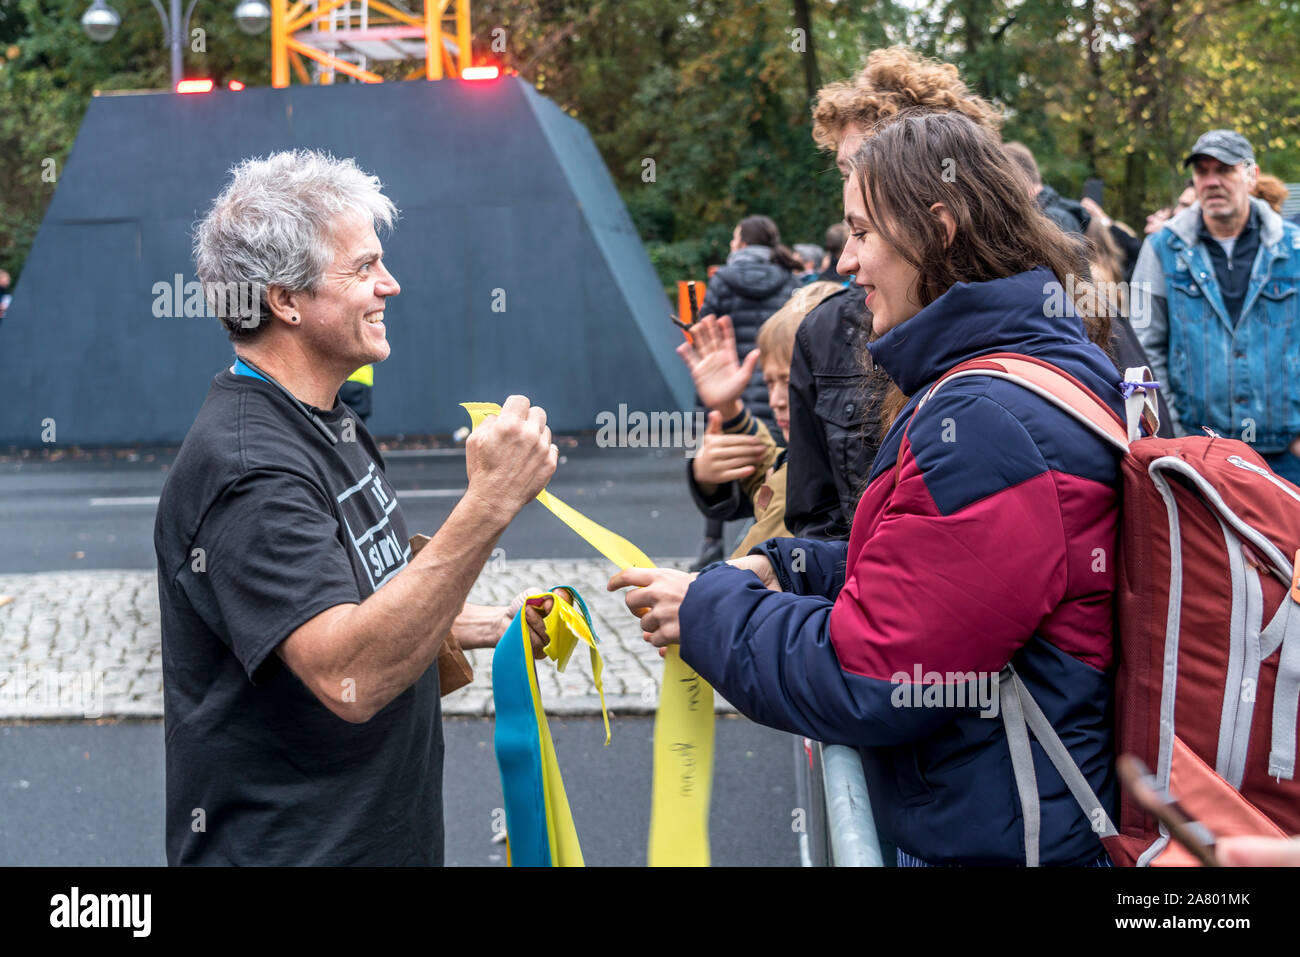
[678,282,844,558]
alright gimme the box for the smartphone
[669,280,702,339]
[1117,754,1219,866]
[1083,177,1105,207]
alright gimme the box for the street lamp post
[81,0,270,91]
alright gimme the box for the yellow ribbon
[539,588,610,746]
[462,402,714,866]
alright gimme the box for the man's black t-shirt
[154,368,442,865]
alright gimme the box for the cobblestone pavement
[0,559,737,719]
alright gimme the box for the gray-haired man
[156,150,556,865]
[1132,130,1300,482]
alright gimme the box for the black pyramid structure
[0,77,693,446]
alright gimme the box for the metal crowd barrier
[793,736,885,866]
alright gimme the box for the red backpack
[922,352,1300,866]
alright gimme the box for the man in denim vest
[1133,130,1300,482]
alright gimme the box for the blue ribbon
[493,610,551,866]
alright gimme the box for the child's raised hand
[675,315,760,418]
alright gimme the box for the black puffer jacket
[698,247,797,433]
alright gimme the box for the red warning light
[228,80,246,91]
[462,66,500,81]
[176,79,215,94]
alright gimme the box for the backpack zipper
[1228,454,1300,505]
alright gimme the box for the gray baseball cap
[1183,129,1255,168]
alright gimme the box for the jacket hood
[1164,195,1286,249]
[866,267,1091,396]
[1038,185,1091,232]
[727,245,771,266]
[714,256,795,300]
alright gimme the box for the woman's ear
[930,202,957,247]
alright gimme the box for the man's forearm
[314,489,512,718]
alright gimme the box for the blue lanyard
[230,355,338,445]
[232,357,268,382]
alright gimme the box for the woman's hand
[607,567,698,648]
[676,314,760,420]
[726,554,782,591]
[691,411,765,493]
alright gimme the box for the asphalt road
[0,441,728,572]
[0,436,789,867]
[0,715,800,867]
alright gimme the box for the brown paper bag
[409,534,475,696]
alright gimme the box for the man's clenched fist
[465,395,557,520]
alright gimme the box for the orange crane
[270,0,482,86]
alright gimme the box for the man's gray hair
[193,149,397,341]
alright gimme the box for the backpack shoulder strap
[1000,664,1119,865]
[917,351,1133,453]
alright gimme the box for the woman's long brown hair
[848,110,1114,436]
[737,214,803,273]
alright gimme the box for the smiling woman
[617,110,1132,867]
[837,175,924,337]
[845,112,1112,436]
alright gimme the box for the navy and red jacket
[679,267,1125,865]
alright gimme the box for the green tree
[5,0,1300,287]
[0,0,268,278]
